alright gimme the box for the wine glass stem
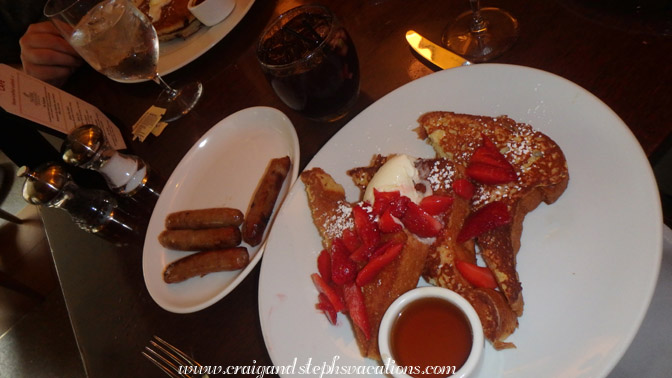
[152,73,178,100]
[469,0,487,34]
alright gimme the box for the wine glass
[44,0,202,122]
[442,0,519,62]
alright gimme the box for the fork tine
[153,336,203,367]
[142,349,184,378]
[142,336,201,378]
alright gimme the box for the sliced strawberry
[317,249,331,283]
[467,135,517,185]
[457,201,511,243]
[352,205,380,247]
[369,240,395,259]
[350,243,375,264]
[466,163,517,185]
[372,189,400,216]
[332,284,346,312]
[316,293,338,324]
[330,238,357,285]
[341,228,361,253]
[343,283,371,340]
[453,179,475,199]
[471,139,506,167]
[356,243,403,286]
[378,208,403,233]
[419,195,454,215]
[401,201,442,238]
[311,273,345,313]
[389,195,411,218]
[455,260,498,289]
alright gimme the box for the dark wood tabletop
[40,0,672,377]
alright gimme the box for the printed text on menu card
[0,64,126,150]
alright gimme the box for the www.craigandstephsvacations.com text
[177,356,457,377]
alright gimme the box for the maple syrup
[391,297,472,378]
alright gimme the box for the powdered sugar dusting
[323,201,354,240]
[426,159,455,191]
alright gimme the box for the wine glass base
[156,80,203,122]
[442,7,519,63]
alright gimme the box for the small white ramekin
[378,286,484,378]
[188,0,236,27]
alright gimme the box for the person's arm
[19,21,83,87]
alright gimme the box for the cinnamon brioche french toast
[419,111,569,318]
[135,0,201,41]
[303,111,568,357]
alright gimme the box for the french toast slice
[301,167,353,249]
[424,198,519,349]
[301,168,430,360]
[419,111,569,317]
[419,112,569,207]
[463,288,518,350]
[420,111,568,237]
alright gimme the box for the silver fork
[142,335,209,378]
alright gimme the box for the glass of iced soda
[257,5,360,122]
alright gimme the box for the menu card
[0,64,126,150]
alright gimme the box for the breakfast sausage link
[163,247,250,284]
[165,207,244,230]
[242,156,291,246]
[158,227,241,251]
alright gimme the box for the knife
[405,30,472,69]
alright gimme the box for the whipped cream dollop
[363,154,428,205]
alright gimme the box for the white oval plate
[143,106,299,313]
[258,64,663,377]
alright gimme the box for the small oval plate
[143,106,300,313]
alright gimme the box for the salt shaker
[61,125,161,211]
[18,163,142,245]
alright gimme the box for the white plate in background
[132,0,256,81]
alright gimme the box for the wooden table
[40,0,672,376]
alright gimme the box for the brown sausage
[163,247,250,283]
[242,156,291,246]
[165,207,244,230]
[158,227,241,251]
